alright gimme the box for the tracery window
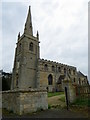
[48,74,53,85]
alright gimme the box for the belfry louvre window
[29,42,33,51]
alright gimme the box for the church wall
[76,85,90,95]
[39,71,56,92]
[39,59,78,92]
[77,76,88,86]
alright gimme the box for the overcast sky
[1,0,89,81]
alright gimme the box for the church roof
[77,71,87,78]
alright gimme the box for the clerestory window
[52,66,55,72]
[44,64,48,71]
[58,67,61,72]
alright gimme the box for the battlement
[39,58,76,70]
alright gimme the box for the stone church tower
[11,6,40,89]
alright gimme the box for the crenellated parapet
[39,58,77,76]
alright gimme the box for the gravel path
[2,108,88,119]
[48,94,66,107]
[28,108,88,118]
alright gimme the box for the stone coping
[39,58,76,69]
[1,88,47,94]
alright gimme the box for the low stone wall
[2,88,48,115]
[76,85,90,94]
[76,85,90,99]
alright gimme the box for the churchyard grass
[48,92,64,97]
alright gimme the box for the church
[11,6,88,92]
[2,6,89,115]
[11,6,89,92]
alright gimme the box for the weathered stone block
[2,88,48,115]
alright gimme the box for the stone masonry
[2,88,48,115]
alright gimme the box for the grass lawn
[48,92,64,97]
[71,98,90,107]
[59,95,65,102]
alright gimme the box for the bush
[71,97,90,107]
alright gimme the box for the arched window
[73,70,75,75]
[48,74,53,85]
[58,67,61,72]
[52,66,55,72]
[69,69,71,74]
[44,64,48,71]
[64,68,66,74]
[84,79,86,84]
[29,42,33,51]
